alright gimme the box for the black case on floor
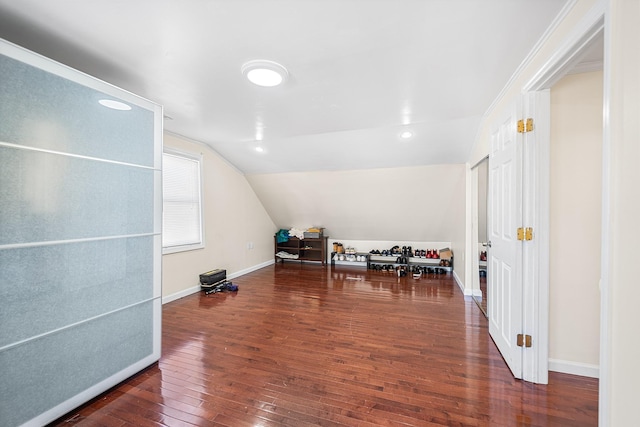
[199,269,227,289]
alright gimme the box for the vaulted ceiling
[0,0,571,174]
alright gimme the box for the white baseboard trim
[162,259,275,305]
[548,358,599,378]
[452,270,483,298]
[453,270,472,296]
[227,259,275,280]
[162,284,200,305]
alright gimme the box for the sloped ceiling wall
[246,164,466,242]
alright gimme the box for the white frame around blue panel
[0,38,162,427]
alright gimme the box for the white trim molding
[567,60,604,75]
[228,259,275,281]
[162,284,201,305]
[549,358,599,378]
[523,1,605,92]
[453,270,471,296]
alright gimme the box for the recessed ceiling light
[400,131,413,139]
[98,99,132,111]
[242,60,289,87]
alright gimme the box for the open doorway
[471,157,489,316]
[482,26,604,384]
[547,67,602,378]
[519,28,604,383]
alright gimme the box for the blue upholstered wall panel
[0,40,161,427]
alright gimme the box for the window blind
[162,151,203,251]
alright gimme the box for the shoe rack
[368,247,453,274]
[369,255,452,272]
[274,235,328,265]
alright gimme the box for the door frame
[520,0,607,414]
[473,0,607,388]
[470,156,489,314]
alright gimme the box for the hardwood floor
[50,264,598,426]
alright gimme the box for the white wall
[162,133,277,301]
[549,71,602,374]
[604,1,640,424]
[246,164,465,241]
[246,164,468,283]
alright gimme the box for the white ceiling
[0,0,571,174]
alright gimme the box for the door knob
[483,241,492,248]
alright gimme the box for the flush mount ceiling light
[98,99,132,111]
[400,131,413,139]
[242,60,289,87]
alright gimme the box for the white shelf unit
[331,252,369,268]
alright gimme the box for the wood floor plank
[49,264,598,426]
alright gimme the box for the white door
[521,91,550,384]
[488,103,523,378]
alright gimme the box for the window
[162,148,204,254]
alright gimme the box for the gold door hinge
[517,227,533,241]
[517,334,533,348]
[517,118,534,133]
[525,227,533,241]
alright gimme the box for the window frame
[162,147,205,254]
